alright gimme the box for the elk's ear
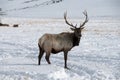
[70,28,75,31]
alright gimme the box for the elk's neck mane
[60,32,80,47]
[72,33,80,46]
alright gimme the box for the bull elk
[38,11,88,68]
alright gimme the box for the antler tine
[64,12,76,28]
[80,10,88,28]
[83,10,87,17]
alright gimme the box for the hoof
[64,67,70,70]
[48,62,51,64]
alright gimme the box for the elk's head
[64,11,88,39]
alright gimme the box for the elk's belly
[51,48,63,54]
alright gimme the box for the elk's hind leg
[38,44,44,65]
[45,52,51,64]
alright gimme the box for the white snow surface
[0,17,120,80]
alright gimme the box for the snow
[0,0,120,80]
[0,0,120,18]
[0,17,120,80]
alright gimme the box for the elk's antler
[64,12,77,29]
[80,10,88,29]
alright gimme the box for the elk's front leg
[64,51,68,68]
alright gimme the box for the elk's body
[38,11,88,68]
[39,33,73,53]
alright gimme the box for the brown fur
[39,33,74,53]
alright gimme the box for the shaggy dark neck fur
[72,33,80,47]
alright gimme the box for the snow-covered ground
[1,0,120,18]
[0,18,120,80]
